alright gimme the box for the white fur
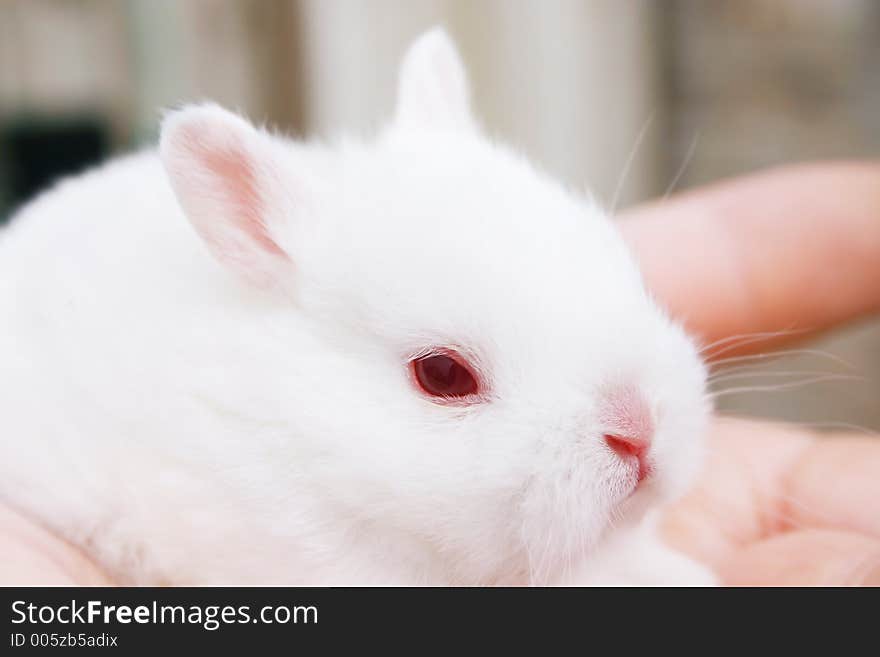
[0,29,713,585]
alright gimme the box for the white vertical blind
[298,0,662,207]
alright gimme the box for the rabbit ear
[394,28,475,133]
[160,104,294,287]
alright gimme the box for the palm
[663,417,880,585]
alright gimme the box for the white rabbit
[0,29,714,585]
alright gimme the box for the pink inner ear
[196,144,287,259]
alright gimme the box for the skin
[622,161,880,586]
[1,161,879,586]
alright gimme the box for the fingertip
[621,161,880,354]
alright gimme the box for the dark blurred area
[0,117,108,220]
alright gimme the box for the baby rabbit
[0,29,713,585]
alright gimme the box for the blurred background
[1,0,878,429]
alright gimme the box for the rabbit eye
[411,351,479,400]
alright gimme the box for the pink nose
[603,432,650,459]
[604,432,652,482]
[599,384,654,480]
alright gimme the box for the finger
[663,416,880,581]
[720,528,880,586]
[781,434,880,539]
[662,416,814,567]
[620,162,880,357]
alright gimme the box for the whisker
[708,348,856,372]
[707,364,789,381]
[708,369,856,386]
[609,111,655,216]
[662,131,700,201]
[714,410,879,436]
[699,331,785,357]
[708,373,865,399]
[700,328,810,361]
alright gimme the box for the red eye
[411,351,479,399]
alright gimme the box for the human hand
[664,416,880,585]
[622,161,880,585]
